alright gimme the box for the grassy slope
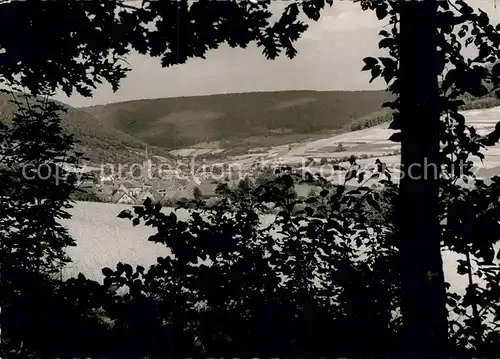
[0,93,172,165]
[82,90,394,149]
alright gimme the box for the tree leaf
[118,210,133,219]
[358,172,365,183]
[102,267,114,277]
[375,5,388,20]
[367,194,380,211]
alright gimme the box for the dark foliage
[0,0,332,98]
[0,94,80,275]
[0,94,90,357]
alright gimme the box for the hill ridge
[82,89,394,150]
[0,92,173,165]
[81,89,390,109]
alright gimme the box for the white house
[111,191,136,205]
[117,181,142,197]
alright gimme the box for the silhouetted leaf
[362,57,378,71]
[102,267,113,277]
[118,210,133,219]
[375,4,388,20]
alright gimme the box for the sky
[54,0,500,108]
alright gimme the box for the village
[72,155,326,205]
[71,147,277,205]
[74,163,243,205]
[69,140,405,205]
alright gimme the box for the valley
[58,104,500,296]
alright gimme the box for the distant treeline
[348,95,500,132]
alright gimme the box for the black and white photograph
[2,0,500,357]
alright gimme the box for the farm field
[235,105,500,181]
[61,201,473,297]
[60,201,172,281]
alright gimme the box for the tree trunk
[398,0,448,358]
